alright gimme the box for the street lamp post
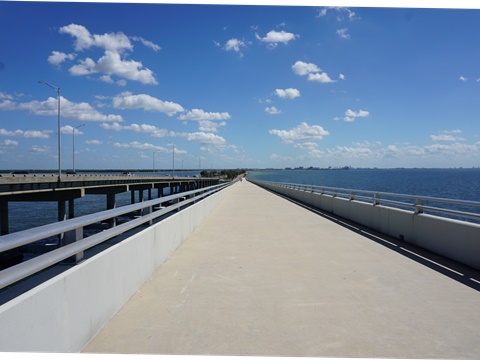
[171,143,175,178]
[72,124,84,173]
[153,150,159,175]
[38,81,61,180]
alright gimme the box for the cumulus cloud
[198,120,226,133]
[60,125,85,135]
[178,109,231,121]
[223,38,248,57]
[269,122,329,143]
[0,128,52,139]
[255,30,298,48]
[113,141,168,152]
[111,92,184,116]
[459,76,468,82]
[30,145,50,154]
[293,60,338,83]
[275,88,300,99]
[101,122,176,138]
[69,51,157,85]
[60,24,133,52]
[308,72,336,83]
[336,28,350,39]
[265,106,282,115]
[0,139,19,149]
[85,139,102,145]
[57,23,158,85]
[344,109,369,122]
[48,51,77,66]
[3,96,123,122]
[317,7,358,21]
[431,135,465,142]
[184,132,227,145]
[292,61,321,76]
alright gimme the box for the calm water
[7,170,200,233]
[247,168,480,201]
[5,168,480,233]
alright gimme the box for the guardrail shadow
[255,183,480,293]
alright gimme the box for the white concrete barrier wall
[0,183,236,353]
[253,181,480,270]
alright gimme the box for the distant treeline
[200,169,246,180]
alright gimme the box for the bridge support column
[0,200,8,235]
[58,200,66,222]
[68,199,75,219]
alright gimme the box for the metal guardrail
[0,181,235,290]
[251,180,480,223]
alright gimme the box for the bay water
[5,168,480,234]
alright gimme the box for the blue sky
[1,1,480,170]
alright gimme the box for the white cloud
[459,76,468,82]
[113,141,168,152]
[5,97,123,122]
[60,125,85,135]
[0,139,18,149]
[69,50,158,85]
[265,106,282,115]
[293,61,338,84]
[224,38,247,56]
[269,122,329,143]
[344,109,369,121]
[185,132,227,145]
[101,122,175,138]
[255,30,298,48]
[0,92,13,100]
[336,28,350,39]
[58,24,157,85]
[130,36,161,52]
[275,88,300,99]
[30,145,50,154]
[48,51,77,66]
[178,109,231,121]
[85,139,103,145]
[292,61,321,76]
[111,92,184,116]
[198,120,226,133]
[0,128,52,139]
[308,72,336,83]
[60,24,133,52]
[431,134,465,142]
[317,7,358,21]
[352,140,382,148]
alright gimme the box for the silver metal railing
[0,181,235,290]
[250,180,480,223]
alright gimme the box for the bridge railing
[0,181,235,290]
[253,180,480,223]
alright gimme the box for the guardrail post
[415,199,424,214]
[349,191,355,201]
[374,193,380,205]
[63,227,84,263]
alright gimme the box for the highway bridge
[0,177,479,358]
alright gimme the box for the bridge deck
[83,180,480,359]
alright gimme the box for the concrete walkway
[83,180,480,359]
